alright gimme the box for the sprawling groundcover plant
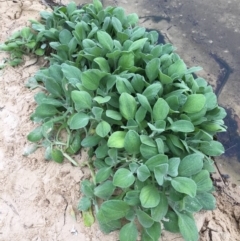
[0,0,227,240]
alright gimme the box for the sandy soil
[0,1,240,241]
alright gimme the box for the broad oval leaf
[170,120,194,133]
[71,90,92,110]
[145,154,168,171]
[168,59,187,77]
[108,131,126,148]
[118,51,134,70]
[177,212,199,241]
[94,180,115,200]
[153,98,169,121]
[113,168,135,188]
[97,200,130,221]
[96,121,111,137]
[196,192,216,210]
[199,140,224,156]
[128,38,148,51]
[154,163,169,186]
[171,177,197,198]
[140,185,160,208]
[119,222,138,241]
[97,31,113,51]
[81,69,106,90]
[178,154,203,177]
[146,58,160,82]
[137,165,150,182]
[68,112,89,129]
[192,170,213,192]
[136,209,154,228]
[142,82,163,102]
[137,93,152,113]
[124,130,141,154]
[119,93,137,120]
[182,94,206,113]
[151,192,168,222]
[27,126,43,142]
[95,167,112,183]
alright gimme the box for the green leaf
[81,69,106,90]
[30,104,58,121]
[119,92,137,120]
[142,83,163,102]
[145,154,168,171]
[95,167,112,183]
[171,177,197,198]
[119,222,138,241]
[112,16,123,32]
[61,63,81,82]
[199,141,224,156]
[45,77,62,98]
[124,190,140,206]
[178,154,204,177]
[168,157,180,177]
[27,126,43,142]
[81,180,94,198]
[154,164,168,185]
[106,110,122,120]
[127,13,139,25]
[162,211,179,233]
[168,59,187,78]
[170,120,194,133]
[151,192,168,222]
[96,121,111,137]
[68,112,89,129]
[108,131,126,148]
[137,165,150,182]
[136,209,154,228]
[140,185,160,208]
[124,130,141,154]
[137,93,152,113]
[146,58,160,82]
[94,57,110,73]
[91,107,103,122]
[159,70,173,84]
[113,168,135,188]
[97,200,130,222]
[93,0,103,11]
[153,98,169,121]
[196,192,216,210]
[71,90,92,110]
[118,51,134,69]
[93,96,111,104]
[128,38,148,51]
[81,135,102,147]
[94,180,115,200]
[59,29,72,44]
[182,94,206,113]
[192,170,212,192]
[144,222,161,241]
[97,217,121,234]
[51,149,64,163]
[183,196,202,212]
[135,106,147,123]
[78,196,92,211]
[131,27,146,41]
[177,212,199,241]
[97,31,113,51]
[83,209,95,227]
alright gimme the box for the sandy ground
[0,1,240,241]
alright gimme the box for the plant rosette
[0,0,227,240]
